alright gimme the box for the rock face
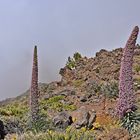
[71,106,96,129]
[53,112,73,129]
[59,48,123,86]
[0,120,6,139]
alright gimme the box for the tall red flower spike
[30,46,39,122]
[117,26,139,118]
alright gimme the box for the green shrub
[86,81,101,94]
[101,82,119,99]
[0,102,28,118]
[66,52,82,70]
[48,95,64,103]
[134,78,140,91]
[16,129,96,140]
[134,65,140,73]
[40,95,76,112]
[63,104,77,111]
[73,79,84,87]
[73,52,82,61]
[40,96,64,112]
[66,57,76,69]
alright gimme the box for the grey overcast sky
[0,0,140,100]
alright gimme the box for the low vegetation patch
[40,95,76,112]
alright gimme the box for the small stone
[59,89,76,96]
[80,96,87,102]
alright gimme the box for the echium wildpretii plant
[116,26,139,118]
[30,46,39,123]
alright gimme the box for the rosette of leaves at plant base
[26,114,52,133]
[121,111,140,137]
[101,81,119,99]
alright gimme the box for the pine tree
[30,46,39,122]
[116,26,139,118]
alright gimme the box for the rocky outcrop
[59,48,124,86]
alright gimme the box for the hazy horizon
[0,0,140,100]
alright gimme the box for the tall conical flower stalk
[117,26,139,118]
[30,46,39,122]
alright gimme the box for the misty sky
[0,0,140,100]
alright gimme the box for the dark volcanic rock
[0,120,6,139]
[58,89,76,96]
[71,106,96,129]
[80,95,87,102]
[53,112,73,129]
[80,93,93,102]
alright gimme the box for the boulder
[53,112,73,129]
[71,106,96,129]
[75,110,90,129]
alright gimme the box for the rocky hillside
[1,46,140,139]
